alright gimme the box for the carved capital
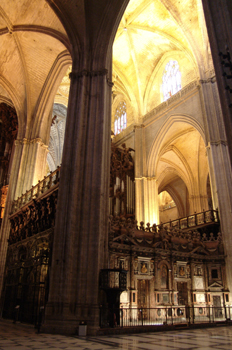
[15,137,48,150]
[107,79,114,87]
[206,140,228,149]
[134,176,156,181]
[134,124,145,130]
[199,76,216,84]
[69,68,108,80]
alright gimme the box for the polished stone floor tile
[1,319,232,350]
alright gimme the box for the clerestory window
[114,101,127,135]
[162,60,181,102]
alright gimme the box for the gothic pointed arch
[31,52,71,142]
[147,114,205,177]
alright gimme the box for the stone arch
[31,51,71,144]
[0,97,14,109]
[47,103,67,171]
[159,145,195,193]
[47,0,130,70]
[147,114,205,178]
[159,185,185,218]
[0,76,23,138]
[158,166,190,197]
[157,260,171,270]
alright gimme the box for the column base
[42,302,100,336]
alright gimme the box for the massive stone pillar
[43,0,129,335]
[200,77,232,296]
[201,0,232,296]
[202,0,232,165]
[44,67,112,335]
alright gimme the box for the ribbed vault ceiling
[112,0,209,118]
[0,0,210,212]
[0,0,70,138]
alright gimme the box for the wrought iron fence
[100,305,232,328]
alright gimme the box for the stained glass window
[162,60,181,102]
[114,101,127,135]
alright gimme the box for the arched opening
[158,190,178,223]
[47,103,67,172]
[158,173,190,222]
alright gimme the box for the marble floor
[0,319,232,350]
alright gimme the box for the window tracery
[114,101,127,135]
[162,60,181,101]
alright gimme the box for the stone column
[188,195,199,215]
[43,66,113,335]
[147,177,159,225]
[134,125,159,225]
[134,125,146,223]
[202,0,232,165]
[201,0,232,295]
[14,138,48,197]
[200,78,232,298]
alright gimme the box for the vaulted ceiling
[0,0,211,195]
[0,0,211,124]
[112,0,211,119]
[0,1,71,138]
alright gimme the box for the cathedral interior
[0,0,232,335]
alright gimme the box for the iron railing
[100,305,232,328]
